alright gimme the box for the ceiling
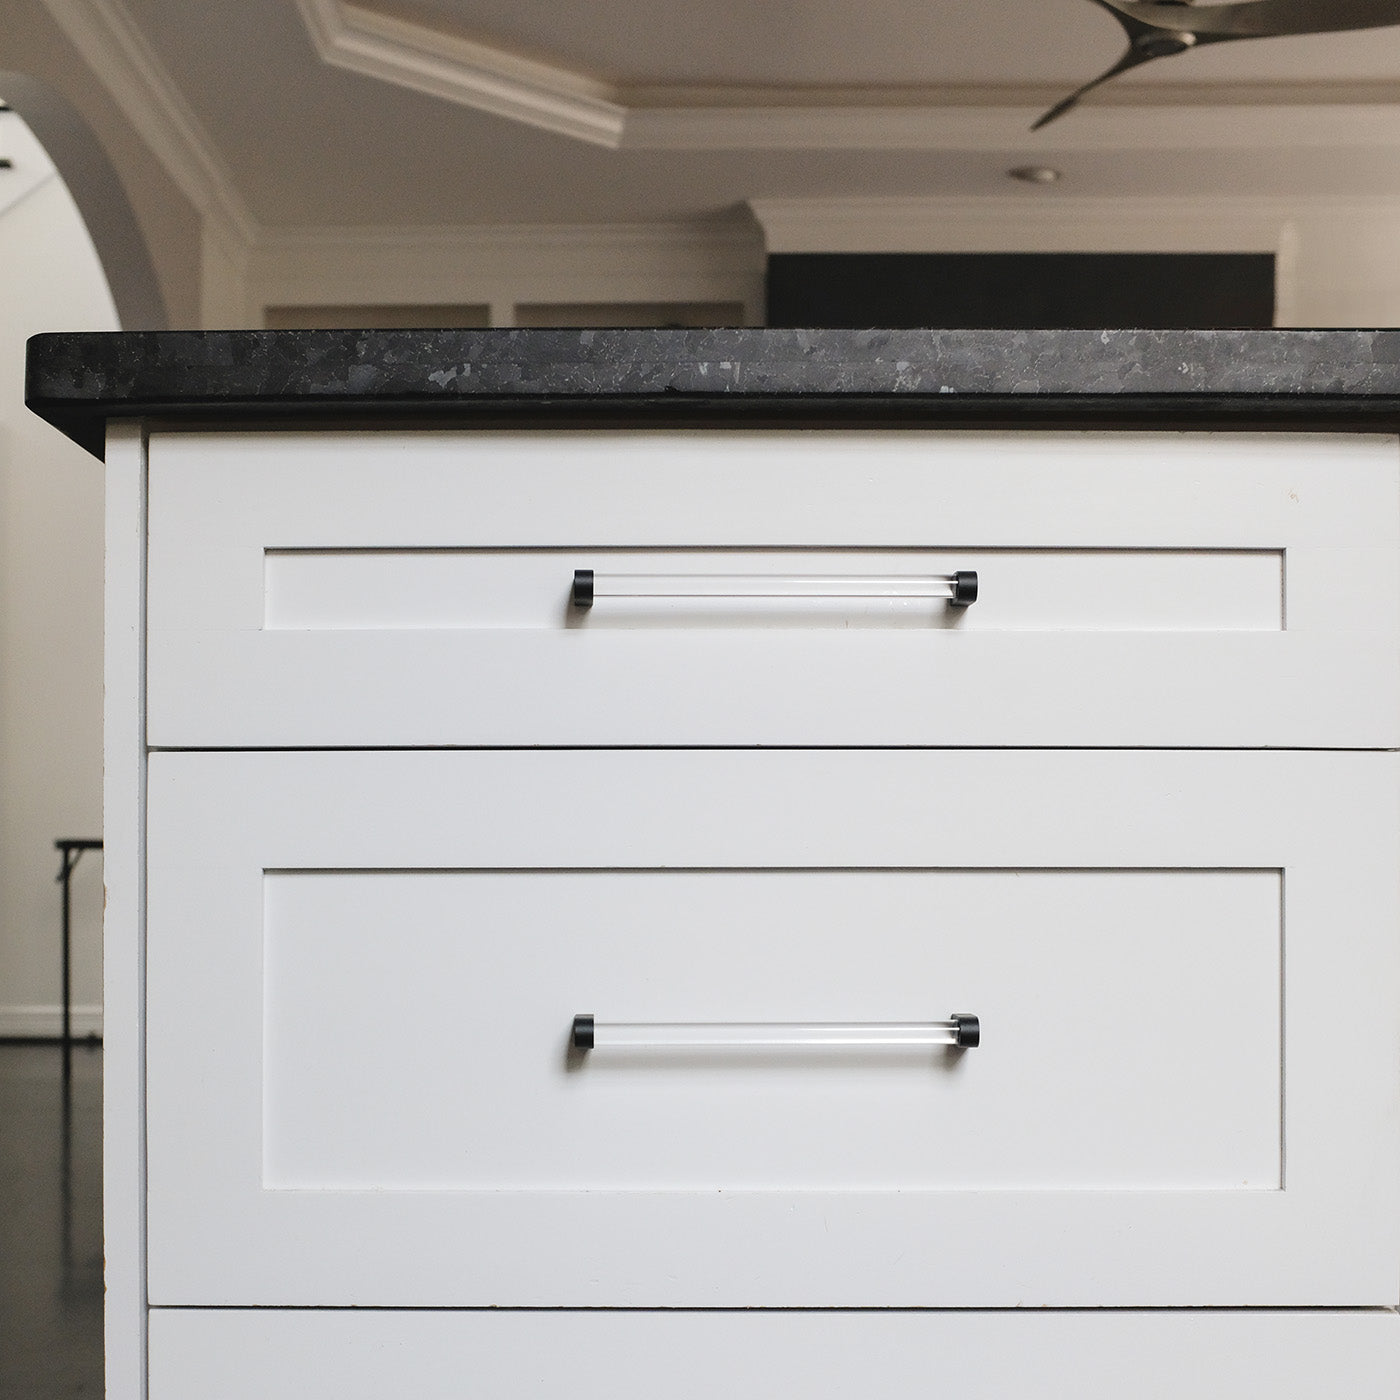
[83,0,1400,227]
[392,0,1400,87]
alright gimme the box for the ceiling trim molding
[295,0,626,147]
[40,0,257,261]
[254,218,762,253]
[630,103,1400,151]
[748,194,1400,254]
[294,0,1400,152]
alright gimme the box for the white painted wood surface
[148,1308,1400,1400]
[145,430,1400,748]
[265,546,1284,631]
[143,749,1400,1308]
[260,868,1281,1191]
[124,422,1400,1395]
[102,424,146,1400]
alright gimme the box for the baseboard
[0,1005,103,1038]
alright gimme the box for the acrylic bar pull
[571,568,977,608]
[571,1014,980,1051]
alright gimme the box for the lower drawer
[149,1309,1400,1400]
[144,750,1400,1308]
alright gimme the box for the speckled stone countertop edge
[27,327,1400,459]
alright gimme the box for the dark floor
[0,1042,103,1400]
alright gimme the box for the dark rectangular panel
[766,253,1275,330]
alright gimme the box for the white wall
[196,197,1400,331]
[0,111,117,1036]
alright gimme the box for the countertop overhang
[26,327,1400,459]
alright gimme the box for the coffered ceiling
[40,0,1400,232]
[346,0,1400,88]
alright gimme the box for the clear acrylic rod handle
[572,569,977,608]
[572,1014,979,1051]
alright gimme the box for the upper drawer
[145,429,1400,748]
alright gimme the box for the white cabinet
[115,426,1400,1395]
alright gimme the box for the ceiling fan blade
[1031,43,1157,129]
[1037,0,1400,129]
[1096,0,1400,40]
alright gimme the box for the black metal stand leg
[60,1050,74,1271]
[54,839,102,1083]
[60,850,72,1081]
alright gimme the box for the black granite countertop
[26,327,1400,458]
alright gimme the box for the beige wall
[0,150,117,1035]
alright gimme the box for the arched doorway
[1,70,165,330]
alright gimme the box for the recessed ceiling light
[1009,166,1062,185]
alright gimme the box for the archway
[1,70,166,330]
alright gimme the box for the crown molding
[40,0,256,262]
[630,102,1400,151]
[295,0,1400,152]
[749,194,1400,254]
[295,0,626,147]
[255,218,761,253]
[624,80,1400,111]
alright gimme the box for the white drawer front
[145,430,1400,748]
[144,750,1400,1307]
[150,1309,1400,1400]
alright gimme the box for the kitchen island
[27,327,1400,1399]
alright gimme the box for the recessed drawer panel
[144,750,1400,1308]
[150,1309,1400,1400]
[262,868,1279,1193]
[145,430,1400,748]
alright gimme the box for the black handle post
[571,569,595,609]
[951,571,978,605]
[953,1013,980,1048]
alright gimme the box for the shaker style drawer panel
[149,1309,1400,1400]
[256,868,1278,1194]
[144,430,1400,748]
[144,750,1400,1308]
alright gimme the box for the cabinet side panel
[103,423,146,1400]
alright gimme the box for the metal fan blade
[1095,0,1400,41]
[1036,0,1400,129]
[1031,44,1157,129]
